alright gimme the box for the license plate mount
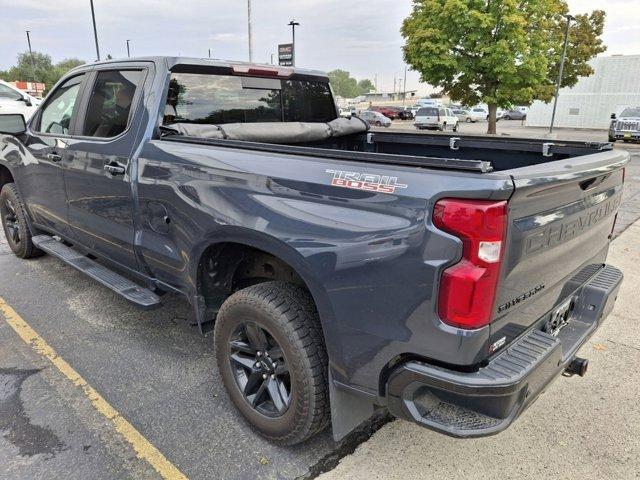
[543,299,573,336]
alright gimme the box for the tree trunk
[487,103,498,134]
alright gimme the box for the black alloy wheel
[228,322,291,417]
[2,197,20,245]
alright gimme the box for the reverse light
[433,198,508,330]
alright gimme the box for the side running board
[32,235,161,309]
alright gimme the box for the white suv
[0,80,40,120]
[414,106,459,131]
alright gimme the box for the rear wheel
[466,118,472,123]
[375,121,382,127]
[453,123,459,132]
[0,183,42,259]
[214,282,329,445]
[439,123,446,132]
[504,115,511,120]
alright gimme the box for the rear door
[490,150,628,346]
[62,65,149,270]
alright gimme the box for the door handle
[47,153,62,162]
[104,163,126,175]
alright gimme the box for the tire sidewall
[215,294,312,440]
[0,184,31,257]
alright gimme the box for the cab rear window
[164,73,337,124]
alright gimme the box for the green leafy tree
[357,79,375,94]
[401,1,606,133]
[0,52,85,94]
[327,69,360,98]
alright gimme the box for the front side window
[82,70,143,138]
[164,72,337,125]
[36,74,85,135]
[0,84,22,101]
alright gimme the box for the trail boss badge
[325,169,408,194]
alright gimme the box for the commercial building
[526,55,640,129]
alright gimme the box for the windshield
[620,108,640,118]
[164,72,337,124]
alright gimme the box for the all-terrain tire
[214,281,330,445]
[0,183,43,259]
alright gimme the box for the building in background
[7,81,46,98]
[527,55,640,130]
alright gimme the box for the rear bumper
[611,131,640,140]
[386,264,622,438]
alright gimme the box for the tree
[357,79,375,94]
[328,70,375,98]
[327,69,360,98]
[0,52,85,93]
[401,1,606,133]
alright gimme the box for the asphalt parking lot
[1,143,639,480]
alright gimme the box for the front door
[63,67,147,270]
[18,74,87,236]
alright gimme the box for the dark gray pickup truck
[0,57,628,445]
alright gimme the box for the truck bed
[161,128,614,173]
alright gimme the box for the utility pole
[402,65,407,106]
[89,0,100,61]
[247,0,253,62]
[27,30,37,83]
[126,39,131,58]
[270,53,274,65]
[549,14,574,134]
[288,20,300,66]
[208,49,211,58]
[393,76,396,100]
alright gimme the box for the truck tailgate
[491,149,628,346]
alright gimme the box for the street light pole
[27,30,37,83]
[126,39,131,58]
[89,0,100,61]
[288,20,300,66]
[247,0,253,62]
[549,14,574,134]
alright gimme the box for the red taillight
[433,198,507,330]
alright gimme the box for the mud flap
[329,370,375,441]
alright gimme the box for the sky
[0,0,638,94]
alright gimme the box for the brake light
[433,198,508,329]
[232,65,294,78]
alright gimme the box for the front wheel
[214,282,329,446]
[453,123,459,132]
[0,183,43,259]
[466,118,472,123]
[439,123,446,132]
[375,121,382,127]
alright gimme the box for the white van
[0,80,40,120]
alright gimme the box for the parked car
[369,105,398,120]
[609,107,640,142]
[0,56,627,447]
[395,106,414,120]
[0,80,40,120]
[452,109,475,123]
[414,106,459,131]
[502,109,527,120]
[359,110,392,127]
[469,107,489,121]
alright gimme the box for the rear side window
[417,107,438,116]
[82,70,144,138]
[36,74,85,135]
[164,73,336,124]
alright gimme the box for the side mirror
[0,114,27,135]
[21,96,33,107]
[611,113,616,119]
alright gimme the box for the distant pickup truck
[610,107,640,143]
[0,56,627,446]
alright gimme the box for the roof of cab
[82,56,329,79]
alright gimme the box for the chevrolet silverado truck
[0,57,628,445]
[610,107,640,143]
